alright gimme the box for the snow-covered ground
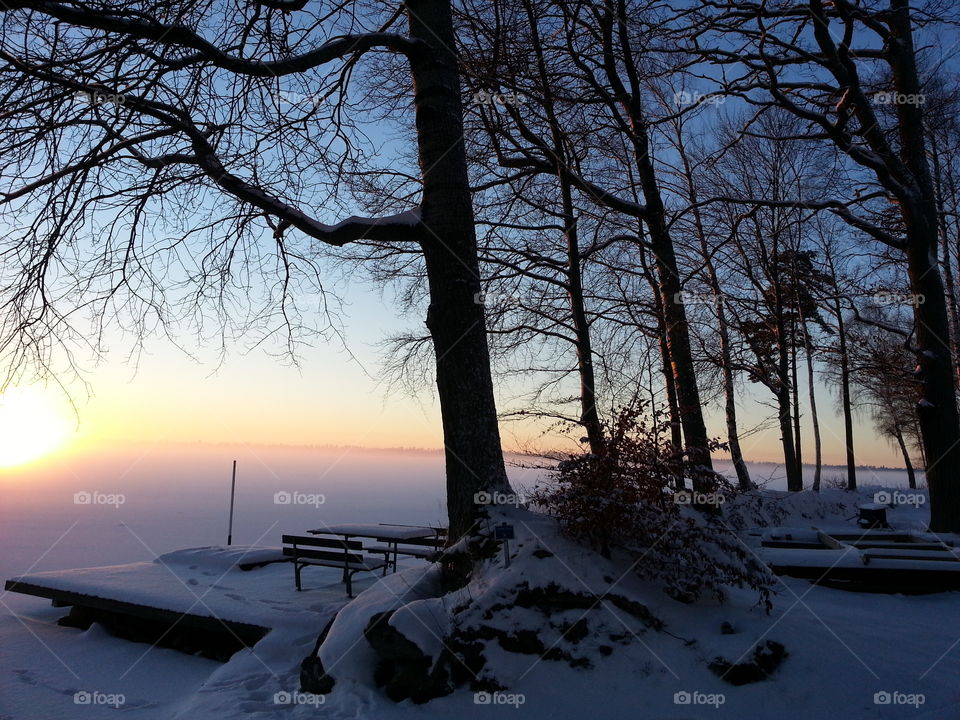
[1,448,954,719]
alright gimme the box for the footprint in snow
[13,669,38,686]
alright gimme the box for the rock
[543,647,571,662]
[365,612,425,661]
[364,611,452,703]
[709,640,788,686]
[604,594,664,630]
[514,583,597,613]
[498,629,545,655]
[300,616,336,693]
[561,618,590,644]
[299,656,335,694]
[720,621,736,635]
[446,638,487,686]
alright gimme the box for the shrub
[532,405,774,610]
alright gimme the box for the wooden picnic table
[306,524,442,576]
[308,523,438,540]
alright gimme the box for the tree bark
[802,314,822,492]
[599,0,715,491]
[407,0,511,538]
[889,0,960,532]
[677,138,752,490]
[563,199,605,454]
[834,296,857,490]
[524,0,604,453]
[894,425,917,490]
[641,246,685,489]
[790,319,803,475]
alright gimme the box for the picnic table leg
[341,535,350,584]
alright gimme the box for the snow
[6,546,331,628]
[316,564,439,687]
[3,454,959,720]
[388,597,451,666]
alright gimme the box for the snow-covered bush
[532,406,774,610]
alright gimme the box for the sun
[0,386,71,468]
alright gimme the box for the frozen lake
[0,444,920,581]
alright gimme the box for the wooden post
[227,460,237,546]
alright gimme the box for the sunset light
[0,386,70,468]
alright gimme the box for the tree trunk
[641,247,685,489]
[777,382,801,491]
[834,297,857,490]
[719,303,753,491]
[790,322,803,477]
[600,0,714,492]
[889,0,960,532]
[894,426,917,490]
[802,316,822,492]
[520,0,604,454]
[930,139,960,383]
[776,312,803,491]
[905,236,960,531]
[561,190,603,453]
[407,0,510,538]
[677,140,752,490]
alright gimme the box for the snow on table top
[307,523,438,539]
[5,546,351,629]
[760,545,960,571]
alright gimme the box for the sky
[0,2,929,475]
[0,266,911,474]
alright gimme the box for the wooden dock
[3,546,346,660]
[760,528,960,593]
[4,578,269,646]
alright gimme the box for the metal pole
[227,460,237,546]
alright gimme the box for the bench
[281,535,386,597]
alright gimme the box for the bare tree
[0,0,511,536]
[461,0,717,490]
[690,0,960,530]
